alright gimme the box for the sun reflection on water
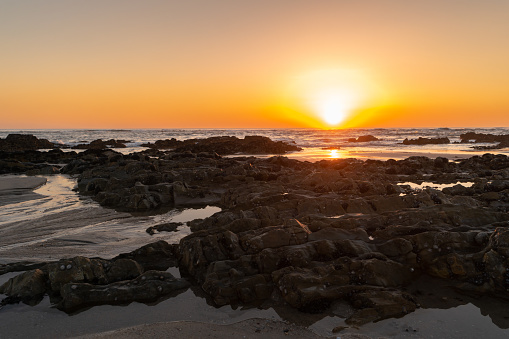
[329,149,346,159]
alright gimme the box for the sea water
[1,127,509,160]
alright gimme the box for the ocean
[1,127,509,161]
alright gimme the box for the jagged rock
[0,134,55,151]
[142,135,302,155]
[402,137,450,145]
[346,290,417,326]
[0,269,47,301]
[377,238,414,257]
[47,257,109,292]
[348,135,379,143]
[72,139,128,149]
[3,140,509,325]
[488,227,509,257]
[146,222,181,235]
[112,240,178,271]
[58,271,189,312]
[460,132,509,149]
[106,259,144,282]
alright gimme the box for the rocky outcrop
[348,135,379,142]
[0,241,187,312]
[142,135,302,155]
[72,139,128,149]
[402,137,450,145]
[2,141,509,326]
[461,132,509,150]
[0,149,78,174]
[0,134,56,151]
[146,222,181,235]
[58,271,189,312]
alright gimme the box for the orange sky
[1,1,508,129]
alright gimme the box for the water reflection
[398,181,474,191]
[328,149,344,159]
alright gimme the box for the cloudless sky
[1,0,508,128]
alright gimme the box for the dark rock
[402,137,450,145]
[0,269,47,301]
[146,222,181,235]
[460,132,509,149]
[72,139,128,149]
[346,289,417,326]
[113,240,179,271]
[4,143,509,326]
[142,135,302,155]
[348,135,379,143]
[0,134,55,151]
[58,271,189,312]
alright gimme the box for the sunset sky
[1,0,508,129]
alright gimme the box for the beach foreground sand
[0,175,47,206]
[75,318,336,339]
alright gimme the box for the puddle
[398,181,474,191]
[330,213,365,219]
[165,267,181,279]
[152,205,221,224]
[0,175,222,262]
[0,175,91,225]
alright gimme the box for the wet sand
[0,175,221,263]
[76,319,328,339]
[0,175,47,206]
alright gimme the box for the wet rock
[0,134,56,151]
[480,192,501,201]
[442,184,474,196]
[143,135,302,155]
[4,143,509,325]
[402,137,450,145]
[47,257,109,292]
[460,132,509,149]
[72,139,128,149]
[346,290,417,326]
[112,240,179,271]
[0,269,47,301]
[106,259,143,282]
[146,222,181,235]
[377,238,414,257]
[348,135,379,143]
[308,228,369,242]
[58,271,189,312]
[488,227,509,258]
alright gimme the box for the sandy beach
[0,175,47,207]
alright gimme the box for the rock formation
[72,139,128,149]
[402,137,450,145]
[460,132,509,150]
[142,135,302,155]
[0,134,56,151]
[1,138,509,326]
[348,135,379,142]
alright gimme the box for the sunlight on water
[0,175,89,225]
[0,175,222,262]
[398,181,474,191]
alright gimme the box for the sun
[310,86,359,126]
[285,68,376,128]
